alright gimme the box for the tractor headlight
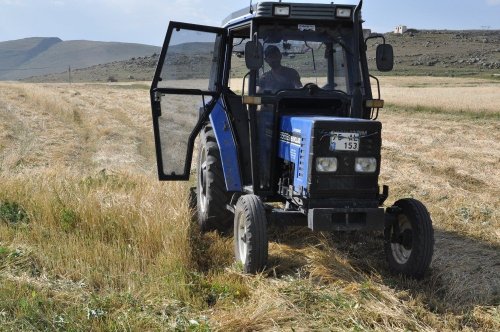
[273,5,290,17]
[355,157,377,173]
[316,157,338,172]
[336,7,352,18]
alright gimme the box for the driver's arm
[292,70,302,88]
[256,73,269,93]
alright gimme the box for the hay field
[0,77,498,331]
[379,76,500,114]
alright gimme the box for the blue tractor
[150,1,434,278]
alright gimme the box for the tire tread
[385,198,434,279]
[234,195,268,273]
[197,124,232,232]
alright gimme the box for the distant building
[394,25,407,34]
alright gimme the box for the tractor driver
[255,45,302,187]
[257,45,302,94]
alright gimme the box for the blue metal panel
[279,115,315,196]
[209,99,242,192]
[279,115,375,197]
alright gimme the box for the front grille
[312,122,382,174]
[290,4,336,19]
[308,119,382,196]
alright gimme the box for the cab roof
[222,2,356,28]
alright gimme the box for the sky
[1,0,499,46]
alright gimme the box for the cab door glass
[156,94,206,176]
[158,29,222,91]
[229,37,249,94]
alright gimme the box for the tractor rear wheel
[196,124,232,233]
[384,198,434,279]
[234,195,268,273]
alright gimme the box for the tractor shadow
[266,226,500,313]
[388,229,500,312]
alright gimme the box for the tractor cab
[150,1,434,278]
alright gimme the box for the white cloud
[486,0,500,5]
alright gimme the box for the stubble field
[0,77,498,331]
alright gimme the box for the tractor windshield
[257,23,354,95]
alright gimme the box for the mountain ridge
[0,37,160,80]
[8,29,500,82]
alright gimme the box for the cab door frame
[150,21,227,180]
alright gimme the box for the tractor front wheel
[384,198,434,279]
[234,195,268,273]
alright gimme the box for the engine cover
[278,115,382,199]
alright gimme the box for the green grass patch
[0,245,11,259]
[79,169,137,191]
[0,279,212,331]
[0,201,29,226]
[0,280,83,331]
[59,208,80,232]
[190,272,249,307]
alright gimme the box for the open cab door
[151,22,226,180]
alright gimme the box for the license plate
[330,132,360,151]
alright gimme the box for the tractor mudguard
[209,99,243,192]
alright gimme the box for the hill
[22,29,500,83]
[0,37,160,80]
[22,42,217,83]
[370,29,500,77]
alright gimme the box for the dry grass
[377,76,500,114]
[0,78,498,331]
[0,82,156,174]
[380,110,499,242]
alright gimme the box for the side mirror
[376,44,394,72]
[244,41,263,70]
